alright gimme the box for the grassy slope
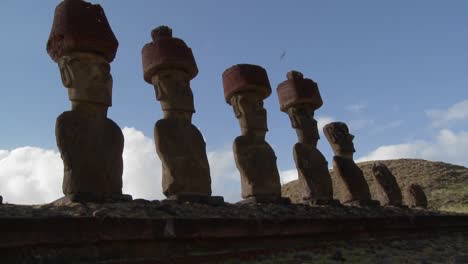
[281,159,468,213]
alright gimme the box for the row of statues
[44,0,427,208]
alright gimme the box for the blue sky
[0,1,467,203]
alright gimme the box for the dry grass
[282,159,468,212]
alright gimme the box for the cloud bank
[1,98,467,205]
[0,127,296,204]
[427,100,468,127]
[357,99,468,167]
[356,129,468,167]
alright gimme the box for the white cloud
[427,99,468,127]
[8,125,466,205]
[0,127,254,204]
[357,129,468,167]
[207,148,240,202]
[121,127,163,201]
[345,103,366,113]
[279,169,298,184]
[316,116,335,133]
[0,147,62,204]
[316,116,374,133]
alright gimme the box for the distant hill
[281,159,468,213]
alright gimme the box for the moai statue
[47,0,131,203]
[372,162,403,206]
[277,71,338,206]
[141,26,223,205]
[323,122,379,206]
[223,64,289,204]
[405,183,428,208]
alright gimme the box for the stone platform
[0,200,467,263]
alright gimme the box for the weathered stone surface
[233,136,282,199]
[47,0,118,62]
[324,122,378,206]
[142,26,221,203]
[277,71,335,204]
[372,162,403,206]
[223,64,284,203]
[142,25,198,83]
[332,156,374,203]
[277,71,323,112]
[151,69,195,114]
[48,1,128,203]
[56,111,124,198]
[405,184,428,208]
[166,194,224,206]
[58,52,114,106]
[222,64,271,103]
[323,122,356,159]
[155,119,211,197]
[294,143,334,201]
[237,195,291,205]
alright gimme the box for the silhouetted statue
[372,162,403,206]
[405,184,428,208]
[223,64,289,204]
[142,26,223,205]
[47,0,131,203]
[277,71,338,205]
[323,122,379,206]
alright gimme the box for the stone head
[58,52,112,106]
[141,26,198,119]
[229,92,268,134]
[151,69,195,119]
[277,70,323,145]
[406,183,428,208]
[222,64,271,136]
[372,162,394,187]
[323,122,356,158]
[286,105,319,144]
[47,0,118,107]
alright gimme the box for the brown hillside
[281,159,468,212]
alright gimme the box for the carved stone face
[58,52,112,106]
[151,69,195,114]
[287,105,319,142]
[230,93,268,134]
[323,122,356,156]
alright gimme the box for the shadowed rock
[142,26,223,205]
[405,184,428,208]
[323,122,379,207]
[372,162,403,206]
[223,64,288,204]
[47,0,130,203]
[277,71,337,205]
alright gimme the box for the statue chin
[68,90,112,107]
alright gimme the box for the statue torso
[293,143,333,200]
[233,135,281,198]
[56,111,124,195]
[154,119,211,196]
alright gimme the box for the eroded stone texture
[142,26,222,204]
[323,122,378,206]
[47,0,130,203]
[56,110,124,198]
[277,71,336,205]
[155,119,211,196]
[405,184,428,208]
[223,64,287,204]
[372,162,403,206]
